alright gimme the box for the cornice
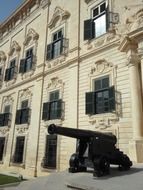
[0,0,43,41]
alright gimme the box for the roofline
[0,0,30,27]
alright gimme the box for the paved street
[1,164,143,190]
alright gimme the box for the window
[0,105,11,127]
[15,100,30,124]
[19,48,33,73]
[0,137,5,161]
[84,1,119,40]
[13,137,25,164]
[42,90,63,120]
[4,59,16,81]
[42,135,57,169]
[85,76,115,114]
[46,29,68,60]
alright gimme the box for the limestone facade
[0,0,143,177]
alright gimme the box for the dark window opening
[15,100,30,124]
[19,48,33,73]
[46,29,68,60]
[13,137,25,164]
[4,59,16,81]
[0,137,5,161]
[84,2,119,40]
[86,76,115,115]
[42,91,63,120]
[42,135,57,169]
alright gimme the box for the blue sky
[0,0,24,23]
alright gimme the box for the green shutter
[56,99,62,119]
[84,19,95,40]
[0,137,5,161]
[21,108,30,124]
[19,59,25,73]
[42,102,50,120]
[3,113,11,126]
[4,69,9,81]
[46,43,53,60]
[0,114,4,126]
[85,92,96,115]
[109,86,115,111]
[15,110,22,124]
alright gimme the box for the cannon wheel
[69,153,87,173]
[118,154,132,171]
[93,156,110,177]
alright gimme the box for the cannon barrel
[48,124,117,144]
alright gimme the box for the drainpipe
[77,0,81,129]
[34,2,50,177]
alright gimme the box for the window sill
[41,167,57,173]
[84,31,117,50]
[21,69,35,80]
[46,54,66,69]
[10,162,25,168]
[44,119,63,127]
[15,124,29,133]
[88,112,119,128]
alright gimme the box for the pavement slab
[1,164,143,190]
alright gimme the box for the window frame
[86,75,116,115]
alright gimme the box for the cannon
[48,124,132,177]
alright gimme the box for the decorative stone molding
[47,55,66,69]
[23,28,39,46]
[127,52,140,68]
[16,125,29,134]
[89,114,119,129]
[0,127,10,135]
[86,32,118,51]
[18,88,33,109]
[8,41,21,56]
[41,0,51,8]
[48,6,70,29]
[90,59,114,76]
[0,51,7,62]
[47,77,64,89]
[84,0,92,3]
[3,95,14,105]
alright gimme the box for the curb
[0,182,20,188]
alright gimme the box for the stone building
[0,0,143,177]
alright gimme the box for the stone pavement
[1,164,143,190]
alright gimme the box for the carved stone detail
[84,0,92,3]
[41,0,51,8]
[47,55,66,69]
[90,59,114,75]
[3,95,14,105]
[0,127,10,135]
[48,6,70,29]
[47,77,64,89]
[23,28,39,46]
[16,125,29,134]
[8,41,21,56]
[0,51,7,62]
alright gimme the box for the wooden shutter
[85,92,96,115]
[21,108,30,124]
[0,114,4,126]
[4,69,9,81]
[109,86,115,111]
[15,110,22,124]
[0,137,5,161]
[3,113,11,126]
[56,99,62,119]
[46,43,53,60]
[42,102,50,120]
[19,59,25,73]
[84,19,95,40]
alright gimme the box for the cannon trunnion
[48,124,132,177]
